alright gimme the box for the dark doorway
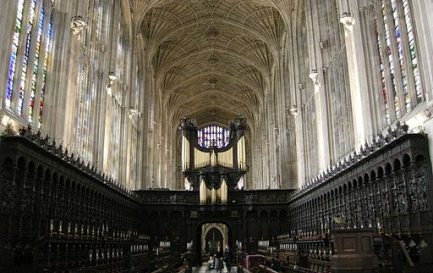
[194,222,232,266]
[205,227,224,254]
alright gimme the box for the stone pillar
[310,71,330,171]
[305,0,331,171]
[338,0,374,146]
[331,228,378,273]
[51,0,84,149]
[136,36,147,189]
[294,83,305,188]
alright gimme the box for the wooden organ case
[180,118,248,204]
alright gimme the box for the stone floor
[192,262,237,273]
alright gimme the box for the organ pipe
[210,150,217,166]
[206,187,211,203]
[200,179,206,204]
[211,188,217,204]
[180,117,247,195]
[221,179,228,204]
[218,149,233,168]
[216,186,221,202]
[194,148,210,168]
[237,136,246,170]
[181,136,190,170]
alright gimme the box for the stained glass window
[6,0,25,109]
[29,5,45,122]
[402,0,422,102]
[375,17,390,125]
[18,0,37,115]
[6,0,53,126]
[39,15,52,128]
[382,1,400,119]
[375,0,423,124]
[391,0,410,112]
[198,125,230,148]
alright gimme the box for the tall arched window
[29,5,45,122]
[375,0,423,125]
[6,0,25,109]
[18,0,37,115]
[5,0,54,128]
[38,16,53,127]
[197,125,230,148]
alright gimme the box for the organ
[179,117,248,204]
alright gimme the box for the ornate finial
[384,127,392,143]
[350,152,355,163]
[41,135,49,147]
[368,141,374,153]
[377,132,385,146]
[19,126,27,136]
[391,126,398,139]
[401,122,409,134]
[27,124,32,135]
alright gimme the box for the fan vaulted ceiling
[130,0,291,126]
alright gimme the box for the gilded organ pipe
[206,187,211,203]
[210,150,217,166]
[216,186,221,202]
[194,148,210,168]
[221,179,228,204]
[200,179,206,204]
[237,136,246,170]
[218,149,233,168]
[181,136,190,170]
[211,188,217,204]
[180,117,248,195]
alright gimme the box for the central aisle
[192,262,233,273]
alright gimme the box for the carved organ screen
[180,118,248,204]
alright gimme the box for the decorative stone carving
[70,16,86,35]
[339,12,354,29]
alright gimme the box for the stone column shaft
[339,0,374,145]
[306,0,331,171]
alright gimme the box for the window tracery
[197,125,230,148]
[375,0,423,124]
[6,0,25,109]
[18,0,37,115]
[5,0,53,128]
